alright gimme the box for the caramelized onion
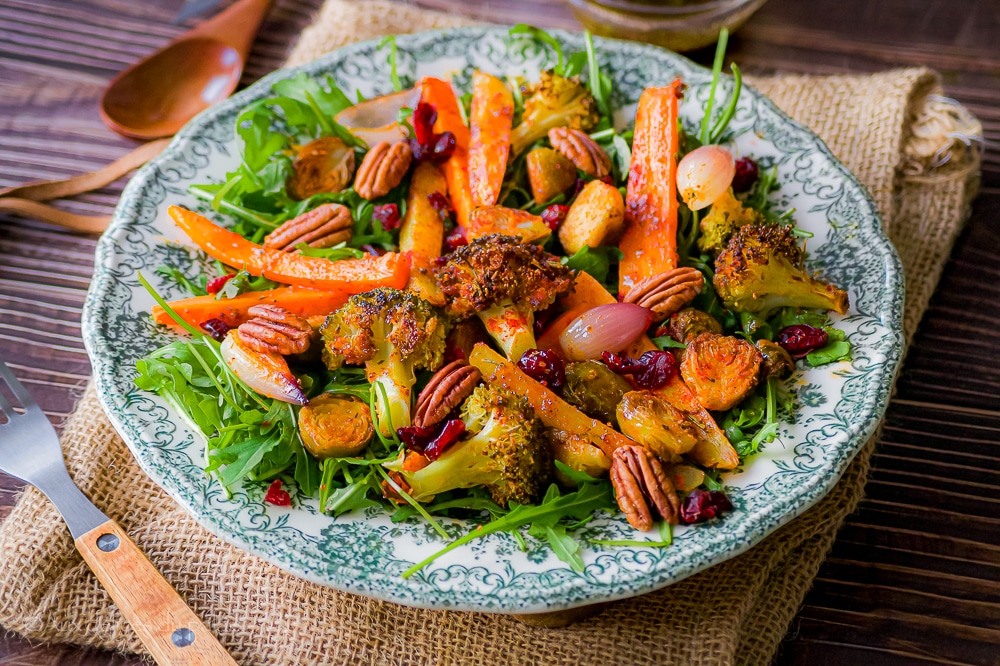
[335,87,422,147]
[677,145,735,211]
[558,303,653,361]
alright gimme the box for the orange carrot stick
[152,286,349,330]
[468,71,514,207]
[619,79,683,298]
[399,161,448,304]
[420,77,474,230]
[168,206,410,293]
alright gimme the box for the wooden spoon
[100,0,274,140]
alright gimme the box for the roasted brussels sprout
[287,136,356,200]
[616,390,700,460]
[680,333,762,411]
[526,147,577,204]
[298,393,374,459]
[549,429,611,483]
[756,339,794,381]
[664,308,723,345]
[562,360,633,427]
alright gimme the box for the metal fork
[0,359,236,665]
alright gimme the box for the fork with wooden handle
[0,358,237,665]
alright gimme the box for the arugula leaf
[768,307,828,331]
[806,339,851,366]
[584,31,612,119]
[509,24,564,74]
[378,35,403,92]
[155,266,207,297]
[700,28,729,145]
[561,245,623,287]
[403,481,615,578]
[295,242,366,261]
[591,521,673,548]
[652,336,687,351]
[215,269,280,300]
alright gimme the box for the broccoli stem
[477,303,537,362]
[367,364,413,437]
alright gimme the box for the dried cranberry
[427,191,455,222]
[680,489,733,524]
[602,350,678,389]
[407,137,428,162]
[412,101,438,145]
[599,175,615,187]
[777,324,829,358]
[732,157,759,193]
[444,226,468,251]
[373,203,401,230]
[533,304,558,337]
[540,204,570,231]
[200,318,231,342]
[571,177,587,198]
[430,131,457,161]
[264,479,292,507]
[205,273,235,295]
[397,418,466,460]
[423,419,466,460]
[517,349,566,394]
[443,344,466,364]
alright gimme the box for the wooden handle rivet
[96,533,120,552]
[171,628,195,648]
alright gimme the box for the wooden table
[1,0,997,663]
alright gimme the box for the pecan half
[263,203,353,252]
[237,304,314,356]
[548,127,612,179]
[622,267,704,321]
[610,446,680,530]
[413,359,481,428]
[354,141,414,200]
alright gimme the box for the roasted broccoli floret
[510,70,599,155]
[321,288,446,436]
[714,224,849,318]
[434,234,573,361]
[698,188,765,256]
[384,385,552,507]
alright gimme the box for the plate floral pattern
[82,28,904,612]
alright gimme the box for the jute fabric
[0,1,980,663]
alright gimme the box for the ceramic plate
[83,27,904,612]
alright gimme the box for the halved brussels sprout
[298,393,374,459]
[616,390,700,460]
[287,136,356,200]
[562,360,633,427]
[680,333,761,411]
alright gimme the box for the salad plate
[82,27,904,612]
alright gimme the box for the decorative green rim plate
[82,27,904,613]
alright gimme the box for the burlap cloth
[0,2,982,664]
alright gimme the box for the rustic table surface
[1,0,998,663]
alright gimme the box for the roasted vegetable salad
[136,27,852,576]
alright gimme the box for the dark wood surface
[1,0,998,663]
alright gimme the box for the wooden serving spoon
[100,0,274,139]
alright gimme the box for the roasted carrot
[535,306,590,353]
[466,206,551,244]
[468,71,514,207]
[152,286,349,330]
[168,206,410,293]
[559,272,739,469]
[469,343,633,459]
[399,161,448,305]
[619,79,683,298]
[419,77,474,230]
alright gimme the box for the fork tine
[0,358,36,414]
